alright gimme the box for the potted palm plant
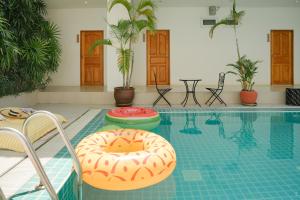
[209,0,260,105]
[91,0,157,107]
[227,56,259,105]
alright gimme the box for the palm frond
[0,16,20,71]
[227,56,260,91]
[34,0,47,16]
[117,48,131,75]
[233,10,245,24]
[22,37,49,67]
[109,0,132,15]
[210,0,245,38]
[42,21,61,72]
[227,71,238,76]
[133,20,150,31]
[137,0,157,11]
[237,11,246,18]
[89,0,157,88]
[41,21,60,39]
[209,18,232,38]
[137,8,155,18]
[109,20,131,41]
[89,39,112,55]
[233,0,237,13]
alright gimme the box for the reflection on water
[83,175,177,200]
[205,113,225,138]
[179,113,202,135]
[160,113,172,126]
[174,111,297,158]
[269,113,294,159]
[285,112,300,124]
[154,113,172,142]
[229,113,258,152]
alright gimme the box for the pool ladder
[0,111,82,200]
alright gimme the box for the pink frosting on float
[107,107,158,118]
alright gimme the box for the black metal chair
[205,72,227,106]
[153,72,172,107]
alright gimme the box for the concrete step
[37,86,286,105]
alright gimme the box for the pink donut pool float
[105,107,160,130]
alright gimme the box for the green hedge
[0,0,61,97]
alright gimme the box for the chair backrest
[153,72,159,90]
[218,72,226,89]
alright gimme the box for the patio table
[179,79,202,107]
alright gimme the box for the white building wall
[48,6,300,86]
[134,7,300,86]
[47,8,107,86]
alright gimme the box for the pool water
[82,110,300,200]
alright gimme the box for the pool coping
[0,109,90,178]
[0,109,101,199]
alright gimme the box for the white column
[106,0,130,91]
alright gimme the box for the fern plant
[209,0,260,91]
[0,0,61,97]
[91,0,157,88]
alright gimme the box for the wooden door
[147,30,170,85]
[271,30,293,85]
[80,31,104,86]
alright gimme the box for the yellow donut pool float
[75,129,176,191]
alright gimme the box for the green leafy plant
[91,0,157,88]
[209,0,260,91]
[0,0,61,97]
[209,0,245,59]
[227,56,259,91]
[0,16,19,71]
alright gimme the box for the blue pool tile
[11,109,300,200]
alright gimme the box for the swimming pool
[82,109,300,200]
[12,108,300,200]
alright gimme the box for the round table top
[179,79,202,81]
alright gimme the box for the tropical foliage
[209,0,260,91]
[0,16,19,71]
[209,0,245,59]
[227,56,259,91]
[91,0,157,88]
[0,0,61,97]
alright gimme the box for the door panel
[147,30,170,85]
[80,31,104,86]
[271,30,293,85]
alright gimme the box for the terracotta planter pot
[240,90,258,105]
[114,87,135,107]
